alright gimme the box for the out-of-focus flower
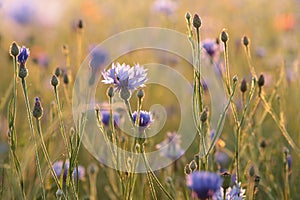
[89,45,109,70]
[287,154,292,172]
[274,13,296,31]
[202,38,222,60]
[100,110,119,127]
[156,132,184,159]
[214,150,231,172]
[132,110,152,128]
[152,0,178,16]
[186,171,223,199]
[102,63,147,92]
[215,182,246,200]
[17,46,30,65]
[53,160,85,183]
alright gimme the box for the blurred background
[0,0,300,199]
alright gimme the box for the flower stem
[21,78,45,199]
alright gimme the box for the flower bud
[185,12,191,21]
[137,89,144,100]
[258,74,265,87]
[51,75,59,87]
[193,14,202,29]
[107,86,114,98]
[189,160,197,171]
[221,30,229,43]
[18,66,28,79]
[63,73,69,85]
[200,108,208,123]
[10,42,19,57]
[33,97,43,119]
[221,172,231,190]
[54,67,61,77]
[243,35,250,47]
[184,164,191,175]
[240,78,247,93]
[78,19,83,29]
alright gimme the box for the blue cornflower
[53,160,85,183]
[102,63,147,92]
[202,39,219,58]
[132,110,152,128]
[215,183,246,200]
[17,46,30,65]
[186,171,223,200]
[156,132,184,160]
[100,110,119,127]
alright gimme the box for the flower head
[102,63,147,92]
[152,0,177,16]
[17,46,30,65]
[156,132,184,160]
[132,110,152,128]
[53,160,85,183]
[100,110,119,127]
[186,171,223,199]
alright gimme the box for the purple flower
[100,110,119,127]
[132,110,152,128]
[152,0,178,16]
[202,39,219,58]
[102,63,147,92]
[89,45,109,70]
[17,46,30,65]
[53,160,85,183]
[156,132,184,159]
[287,154,292,171]
[186,171,223,199]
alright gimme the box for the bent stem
[21,78,45,199]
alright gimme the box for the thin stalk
[35,118,62,190]
[21,78,45,199]
[53,86,70,156]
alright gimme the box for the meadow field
[0,0,300,199]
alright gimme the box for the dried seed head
[10,42,19,57]
[243,35,250,46]
[258,74,265,87]
[240,78,247,93]
[221,30,229,43]
[51,74,59,87]
[193,14,202,29]
[33,97,43,119]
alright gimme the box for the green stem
[35,118,62,190]
[21,78,45,199]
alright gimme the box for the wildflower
[17,46,30,65]
[100,110,119,127]
[10,42,19,57]
[202,39,219,58]
[152,0,178,16]
[102,63,147,100]
[156,132,184,160]
[220,30,229,44]
[214,150,231,172]
[89,45,108,70]
[53,160,85,183]
[132,110,152,128]
[215,182,246,200]
[193,14,202,29]
[186,171,223,199]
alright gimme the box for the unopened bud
[243,35,250,46]
[258,74,265,87]
[193,14,202,29]
[200,108,208,123]
[107,86,114,98]
[221,172,231,190]
[33,97,43,120]
[137,89,144,99]
[51,75,59,87]
[18,66,28,79]
[240,78,247,93]
[10,42,19,57]
[221,30,229,43]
